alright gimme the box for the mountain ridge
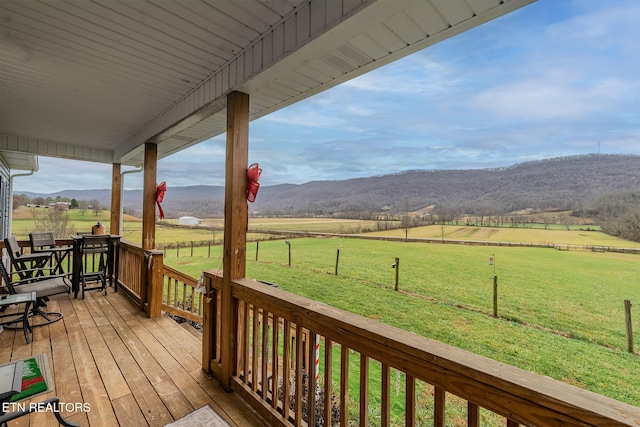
[16,154,640,217]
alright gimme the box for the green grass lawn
[370,224,640,247]
[164,237,640,407]
[10,210,640,407]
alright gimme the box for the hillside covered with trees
[14,154,640,240]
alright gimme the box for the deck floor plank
[98,324,172,426]
[74,293,130,401]
[0,288,268,427]
[111,393,149,427]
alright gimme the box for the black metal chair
[79,235,110,299]
[4,236,51,281]
[29,231,72,275]
[0,260,70,327]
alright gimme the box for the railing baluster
[181,280,187,312]
[468,402,479,427]
[381,364,391,427]
[324,339,333,427]
[295,323,303,427]
[242,302,249,384]
[271,315,280,410]
[307,331,317,427]
[283,319,291,421]
[434,386,445,427]
[252,305,259,392]
[261,309,269,400]
[507,420,519,427]
[190,284,196,314]
[406,374,415,427]
[360,353,369,427]
[340,345,349,427]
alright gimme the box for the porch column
[220,91,249,389]
[110,163,121,235]
[142,143,157,250]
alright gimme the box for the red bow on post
[156,181,166,220]
[247,163,261,203]
[246,164,261,231]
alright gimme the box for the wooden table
[0,292,36,343]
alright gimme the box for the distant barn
[178,216,200,226]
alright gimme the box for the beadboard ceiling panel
[0,0,535,168]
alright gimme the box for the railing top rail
[203,271,640,427]
[164,264,199,286]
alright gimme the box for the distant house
[49,202,71,210]
[178,216,200,226]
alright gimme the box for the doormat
[163,405,230,427]
[0,354,53,401]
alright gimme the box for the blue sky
[14,0,640,194]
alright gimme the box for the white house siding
[0,160,9,241]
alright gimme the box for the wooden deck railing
[162,264,203,324]
[201,271,640,427]
[116,240,164,318]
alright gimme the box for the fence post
[493,275,498,318]
[625,300,634,353]
[190,241,194,257]
[335,248,340,276]
[393,257,400,291]
[256,241,259,261]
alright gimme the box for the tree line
[13,194,103,216]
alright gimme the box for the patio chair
[79,235,110,299]
[29,231,72,275]
[0,259,70,327]
[4,236,52,281]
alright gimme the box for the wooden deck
[0,287,268,427]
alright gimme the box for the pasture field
[10,209,640,417]
[10,208,386,244]
[164,237,640,407]
[370,224,640,247]
[12,206,639,248]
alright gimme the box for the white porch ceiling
[0,0,535,168]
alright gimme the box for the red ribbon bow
[156,181,166,219]
[247,163,261,203]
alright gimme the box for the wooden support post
[110,163,121,235]
[146,250,164,318]
[625,300,634,353]
[220,91,249,389]
[202,275,214,373]
[142,142,157,251]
